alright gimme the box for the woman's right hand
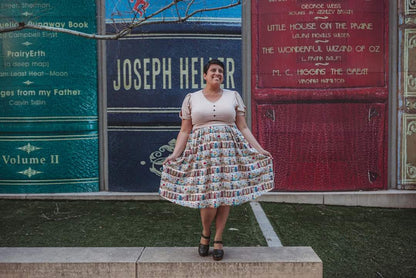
[163,154,179,165]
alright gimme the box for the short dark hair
[203,59,225,74]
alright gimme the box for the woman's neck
[203,85,222,95]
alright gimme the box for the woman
[159,59,274,261]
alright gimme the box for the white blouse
[180,89,246,129]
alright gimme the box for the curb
[1,190,415,208]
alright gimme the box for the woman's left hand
[259,149,272,157]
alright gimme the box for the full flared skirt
[159,124,274,208]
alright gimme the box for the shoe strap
[213,240,223,244]
[201,233,210,240]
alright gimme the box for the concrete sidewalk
[0,247,322,278]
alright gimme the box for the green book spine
[0,1,99,193]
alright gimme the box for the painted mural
[0,0,99,193]
[105,0,242,191]
[251,0,389,191]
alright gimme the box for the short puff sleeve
[234,91,246,116]
[179,93,192,119]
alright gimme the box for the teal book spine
[0,1,99,193]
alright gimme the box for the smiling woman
[159,59,274,261]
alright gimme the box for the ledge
[0,190,414,208]
[258,190,416,208]
[0,247,141,278]
[0,247,322,278]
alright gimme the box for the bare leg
[200,207,217,244]
[214,205,231,249]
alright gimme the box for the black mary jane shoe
[198,233,210,257]
[212,240,224,261]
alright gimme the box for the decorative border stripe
[405,0,416,14]
[124,33,241,38]
[121,36,241,41]
[0,178,99,186]
[108,126,180,132]
[405,29,416,97]
[106,17,241,24]
[401,114,416,184]
[107,107,180,113]
[0,116,98,123]
[0,135,98,141]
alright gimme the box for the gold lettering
[180,57,189,89]
[143,58,151,90]
[346,68,368,75]
[191,57,199,89]
[162,58,172,89]
[123,59,132,90]
[50,155,59,164]
[226,58,235,89]
[133,59,142,90]
[1,155,46,165]
[152,58,161,90]
[113,59,121,91]
[350,22,373,30]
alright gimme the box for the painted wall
[106,0,242,191]
[251,0,389,191]
[0,1,99,193]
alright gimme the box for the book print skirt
[159,125,274,208]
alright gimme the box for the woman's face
[204,64,224,86]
